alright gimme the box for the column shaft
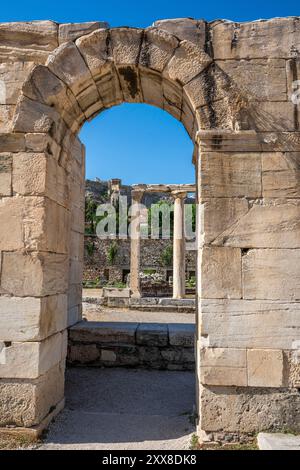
[172,192,186,299]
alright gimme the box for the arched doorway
[1,18,299,441]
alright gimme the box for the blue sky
[2,1,298,184]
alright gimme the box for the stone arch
[12,26,249,140]
[1,18,300,441]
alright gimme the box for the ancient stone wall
[0,17,299,439]
[83,236,196,283]
[68,322,195,371]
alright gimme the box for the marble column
[130,189,144,298]
[172,191,187,299]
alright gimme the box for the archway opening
[64,102,197,448]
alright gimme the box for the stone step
[257,432,300,450]
[68,321,195,370]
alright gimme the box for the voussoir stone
[163,40,212,85]
[59,21,109,44]
[140,28,179,72]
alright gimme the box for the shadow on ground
[39,368,196,450]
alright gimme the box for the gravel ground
[38,368,196,450]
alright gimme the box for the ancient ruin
[0,17,300,440]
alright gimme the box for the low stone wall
[68,321,195,371]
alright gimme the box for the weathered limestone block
[59,22,108,44]
[199,385,300,434]
[242,249,300,300]
[153,18,206,47]
[111,28,143,65]
[0,21,58,62]
[0,153,11,196]
[213,199,300,248]
[162,79,182,120]
[69,321,138,344]
[140,69,163,109]
[0,134,25,152]
[163,40,212,85]
[67,305,82,327]
[0,104,14,133]
[0,62,35,105]
[68,284,82,310]
[216,59,287,101]
[0,252,69,297]
[200,347,246,367]
[70,205,85,234]
[110,29,143,103]
[183,64,235,110]
[0,196,69,253]
[286,58,300,102]
[247,349,284,387]
[69,259,83,285]
[96,69,123,108]
[211,18,300,60]
[12,152,69,208]
[68,343,99,363]
[101,349,117,362]
[76,30,123,108]
[46,42,101,115]
[22,65,83,130]
[76,29,110,81]
[0,361,65,427]
[249,101,296,132]
[140,28,179,73]
[199,198,249,244]
[199,152,261,198]
[168,323,195,347]
[287,349,300,388]
[201,366,247,387]
[262,152,300,198]
[199,247,242,299]
[0,295,67,341]
[12,95,61,134]
[181,97,195,138]
[200,299,300,349]
[0,331,66,379]
[25,133,60,158]
[69,230,84,261]
[117,65,142,103]
[136,324,168,347]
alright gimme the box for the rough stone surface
[199,247,242,299]
[0,361,65,427]
[68,321,195,370]
[200,299,300,350]
[0,295,67,341]
[247,349,284,387]
[242,249,300,300]
[199,385,300,435]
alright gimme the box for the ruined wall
[83,237,196,282]
[0,18,299,438]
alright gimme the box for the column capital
[131,189,145,202]
[171,190,187,200]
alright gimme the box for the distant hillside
[85,179,186,208]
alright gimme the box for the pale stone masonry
[0,17,300,439]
